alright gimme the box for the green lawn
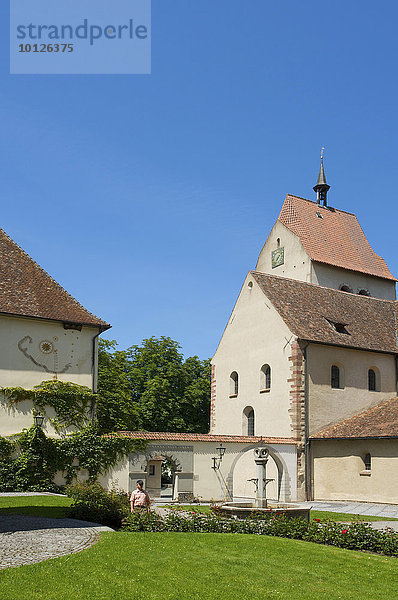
[1,531,398,600]
[0,495,72,518]
[310,510,398,522]
[173,505,397,522]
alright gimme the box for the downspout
[90,330,102,422]
[301,341,311,501]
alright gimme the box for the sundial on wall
[271,247,284,268]
[17,330,80,375]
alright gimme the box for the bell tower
[313,147,330,206]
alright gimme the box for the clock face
[272,247,284,268]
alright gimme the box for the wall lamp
[211,442,226,470]
[34,412,44,428]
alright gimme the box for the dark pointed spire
[313,147,330,206]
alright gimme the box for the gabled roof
[278,195,396,281]
[0,227,110,329]
[251,272,398,354]
[312,398,398,439]
[109,431,296,444]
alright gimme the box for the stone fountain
[217,447,310,521]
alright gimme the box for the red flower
[314,518,321,522]
[341,529,348,534]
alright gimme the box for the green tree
[97,337,211,434]
[96,340,140,433]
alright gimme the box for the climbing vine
[0,425,147,492]
[1,380,96,431]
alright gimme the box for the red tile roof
[251,272,398,354]
[278,195,396,281]
[108,431,297,444]
[312,398,398,439]
[0,227,110,329]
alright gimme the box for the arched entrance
[228,445,292,502]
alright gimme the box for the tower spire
[313,147,330,206]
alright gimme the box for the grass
[310,510,398,522]
[1,531,398,600]
[0,495,73,518]
[171,505,398,522]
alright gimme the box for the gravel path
[0,515,113,570]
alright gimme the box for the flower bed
[121,509,398,557]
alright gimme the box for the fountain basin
[216,502,310,521]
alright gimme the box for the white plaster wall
[312,263,396,300]
[212,272,294,438]
[192,441,297,502]
[255,221,312,282]
[0,314,99,436]
[312,439,398,503]
[106,441,298,502]
[307,344,396,436]
[98,458,130,492]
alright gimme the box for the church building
[211,158,398,502]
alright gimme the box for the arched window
[339,285,353,293]
[358,289,371,297]
[331,365,341,389]
[260,364,271,392]
[368,367,380,392]
[368,369,376,391]
[230,371,238,396]
[243,406,255,436]
[364,453,371,471]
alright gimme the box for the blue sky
[2,1,397,359]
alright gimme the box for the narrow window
[364,453,371,471]
[368,369,376,392]
[149,465,155,476]
[331,365,340,389]
[230,371,238,396]
[260,364,271,391]
[247,409,255,436]
[243,406,255,436]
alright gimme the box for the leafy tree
[96,340,140,433]
[96,337,210,434]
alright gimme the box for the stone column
[254,447,269,508]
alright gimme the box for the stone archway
[227,445,292,503]
[145,452,182,499]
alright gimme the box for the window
[368,367,380,392]
[331,365,340,389]
[243,406,255,436]
[368,369,376,392]
[358,289,371,297]
[326,318,350,335]
[230,371,239,396]
[364,453,371,471]
[339,285,353,293]
[149,465,155,476]
[260,364,271,392]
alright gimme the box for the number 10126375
[19,43,74,53]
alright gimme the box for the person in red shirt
[130,480,150,513]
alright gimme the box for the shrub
[121,509,398,557]
[66,481,130,529]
